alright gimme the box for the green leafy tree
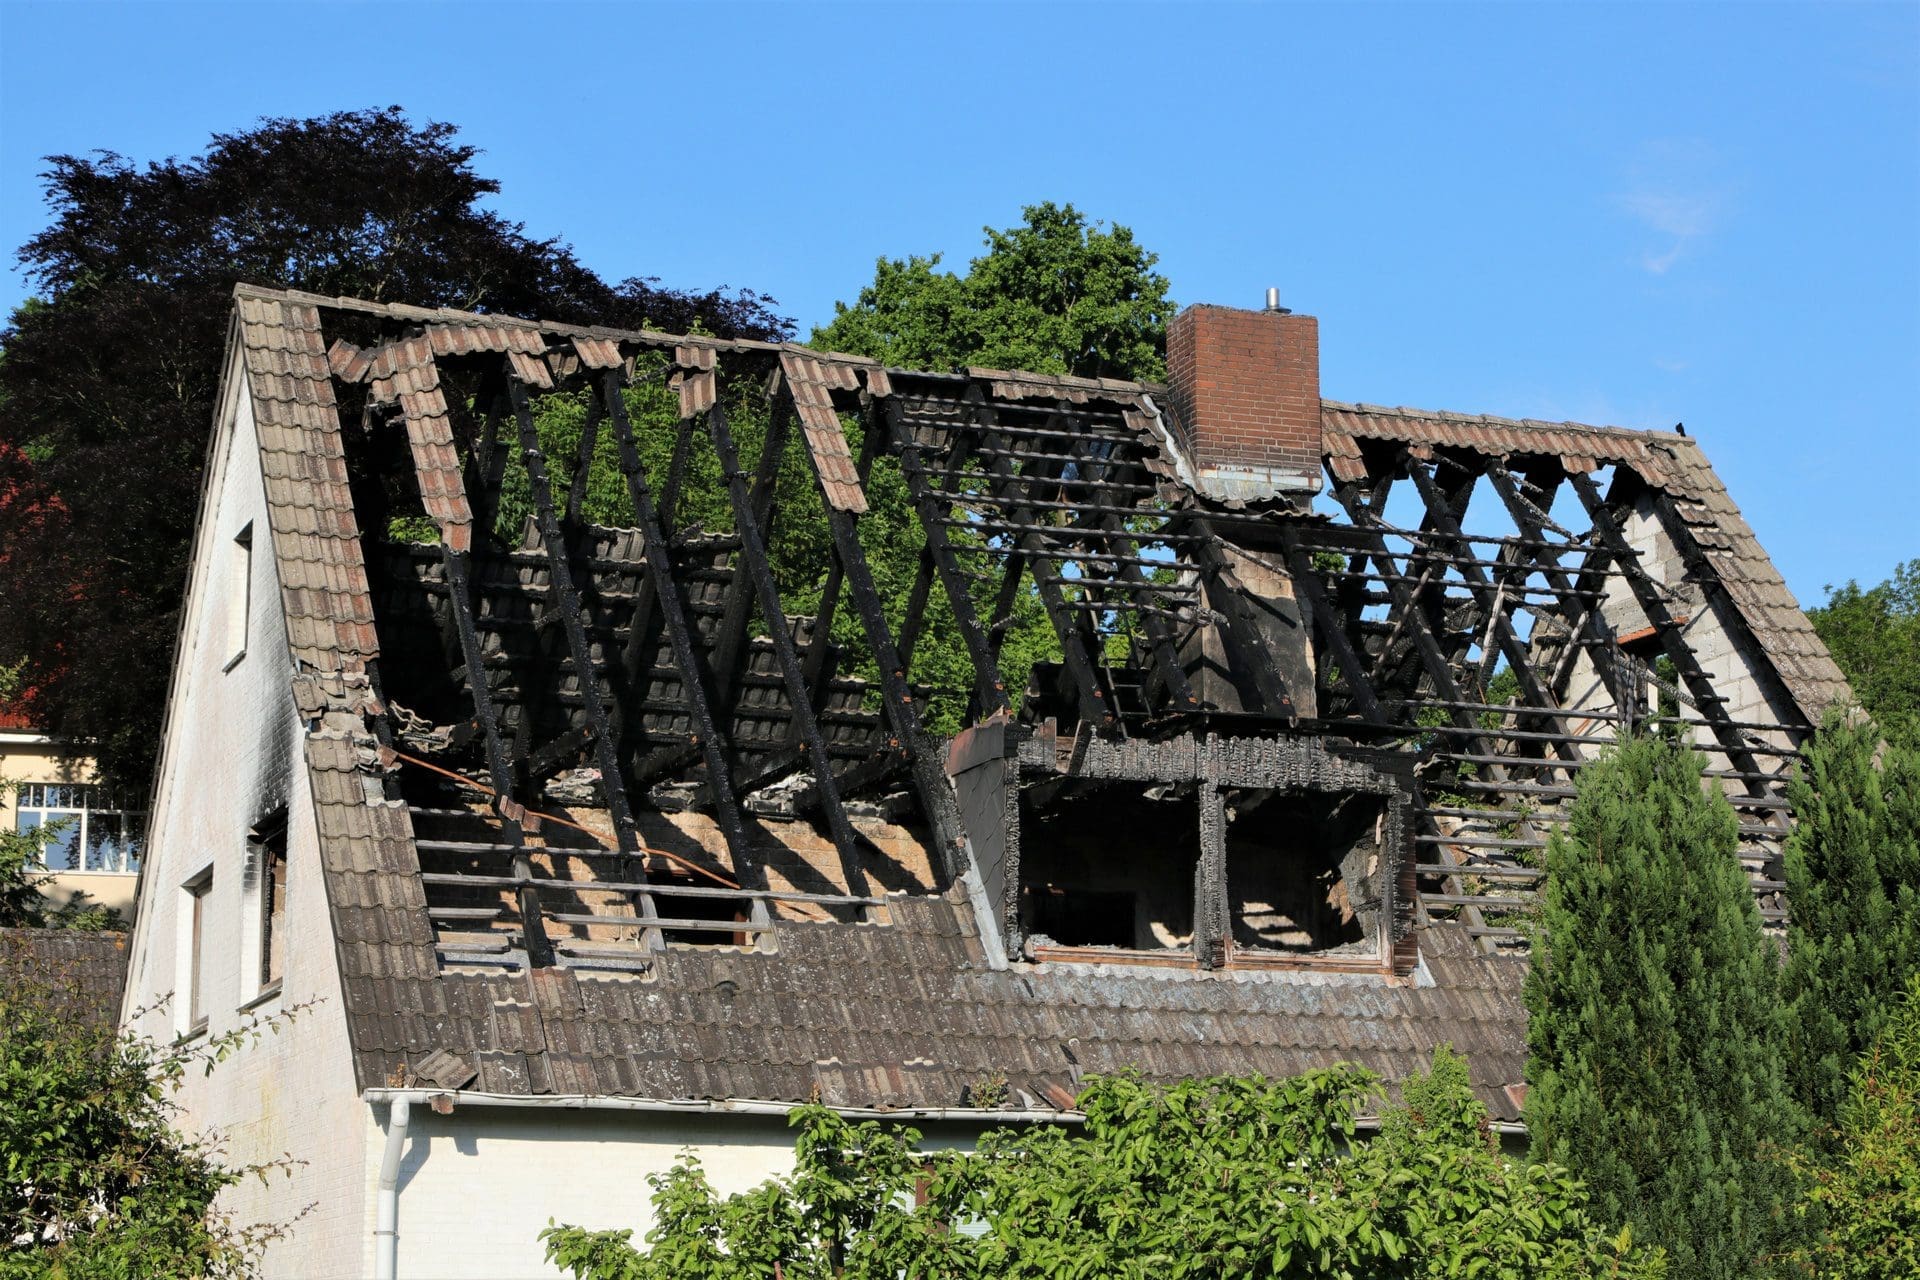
[542,1050,1664,1279]
[803,204,1173,725]
[0,107,789,795]
[1784,973,1920,1278]
[814,201,1174,380]
[1524,734,1801,1279]
[1808,558,1920,746]
[1782,711,1920,1127]
[0,942,308,1277]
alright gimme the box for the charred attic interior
[261,289,1834,980]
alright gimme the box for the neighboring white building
[120,285,1846,1278]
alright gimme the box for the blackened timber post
[1402,457,1583,765]
[966,392,1114,732]
[1277,525,1387,724]
[704,396,871,899]
[506,375,663,948]
[565,393,603,526]
[1184,516,1296,717]
[600,371,773,909]
[706,399,791,732]
[798,389,972,881]
[1567,470,1769,786]
[885,395,1011,716]
[1334,483,1500,761]
[1483,464,1634,715]
[1642,486,1813,738]
[438,542,555,968]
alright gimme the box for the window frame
[224,521,253,671]
[180,866,214,1038]
[12,782,145,873]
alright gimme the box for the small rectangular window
[226,523,252,668]
[183,869,213,1033]
[253,815,289,992]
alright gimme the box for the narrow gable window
[181,868,213,1036]
[225,522,252,669]
[253,814,289,995]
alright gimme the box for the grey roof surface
[0,928,130,1033]
[213,285,1837,1124]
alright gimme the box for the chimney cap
[1263,287,1291,315]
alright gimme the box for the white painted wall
[376,1105,995,1280]
[121,363,371,1279]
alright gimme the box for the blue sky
[2,1,1914,605]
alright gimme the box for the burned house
[118,285,1848,1278]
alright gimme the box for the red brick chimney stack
[1165,298,1322,498]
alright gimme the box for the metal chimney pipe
[1263,287,1290,315]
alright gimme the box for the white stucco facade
[121,360,373,1277]
[119,360,832,1279]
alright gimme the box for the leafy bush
[542,1050,1663,1279]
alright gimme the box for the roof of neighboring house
[199,284,1843,1123]
[0,928,130,1033]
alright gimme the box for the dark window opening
[251,811,289,992]
[1017,784,1197,952]
[1225,791,1385,956]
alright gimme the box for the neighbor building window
[13,783,145,873]
[182,868,213,1034]
[227,522,252,667]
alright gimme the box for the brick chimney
[1165,300,1322,499]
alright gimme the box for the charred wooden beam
[599,371,772,902]
[1333,483,1499,761]
[1484,463,1634,715]
[507,373,664,947]
[1401,456,1582,763]
[966,393,1115,731]
[793,387,972,881]
[1642,486,1813,737]
[1277,525,1387,724]
[705,397,870,899]
[885,395,1010,715]
[438,542,554,967]
[1567,469,1768,786]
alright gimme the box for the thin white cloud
[1613,139,1733,276]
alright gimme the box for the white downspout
[374,1093,418,1280]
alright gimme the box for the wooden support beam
[1567,470,1769,788]
[1484,464,1634,715]
[1333,483,1497,760]
[1401,457,1583,764]
[1277,525,1386,724]
[599,372,772,906]
[965,392,1115,731]
[707,396,870,898]
[796,390,972,882]
[507,375,663,948]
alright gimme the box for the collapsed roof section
[221,284,1845,1112]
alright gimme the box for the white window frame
[177,866,214,1038]
[12,782,145,873]
[225,521,252,671]
[239,812,289,1007]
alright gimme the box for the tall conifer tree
[1782,711,1920,1127]
[1525,734,1800,1279]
